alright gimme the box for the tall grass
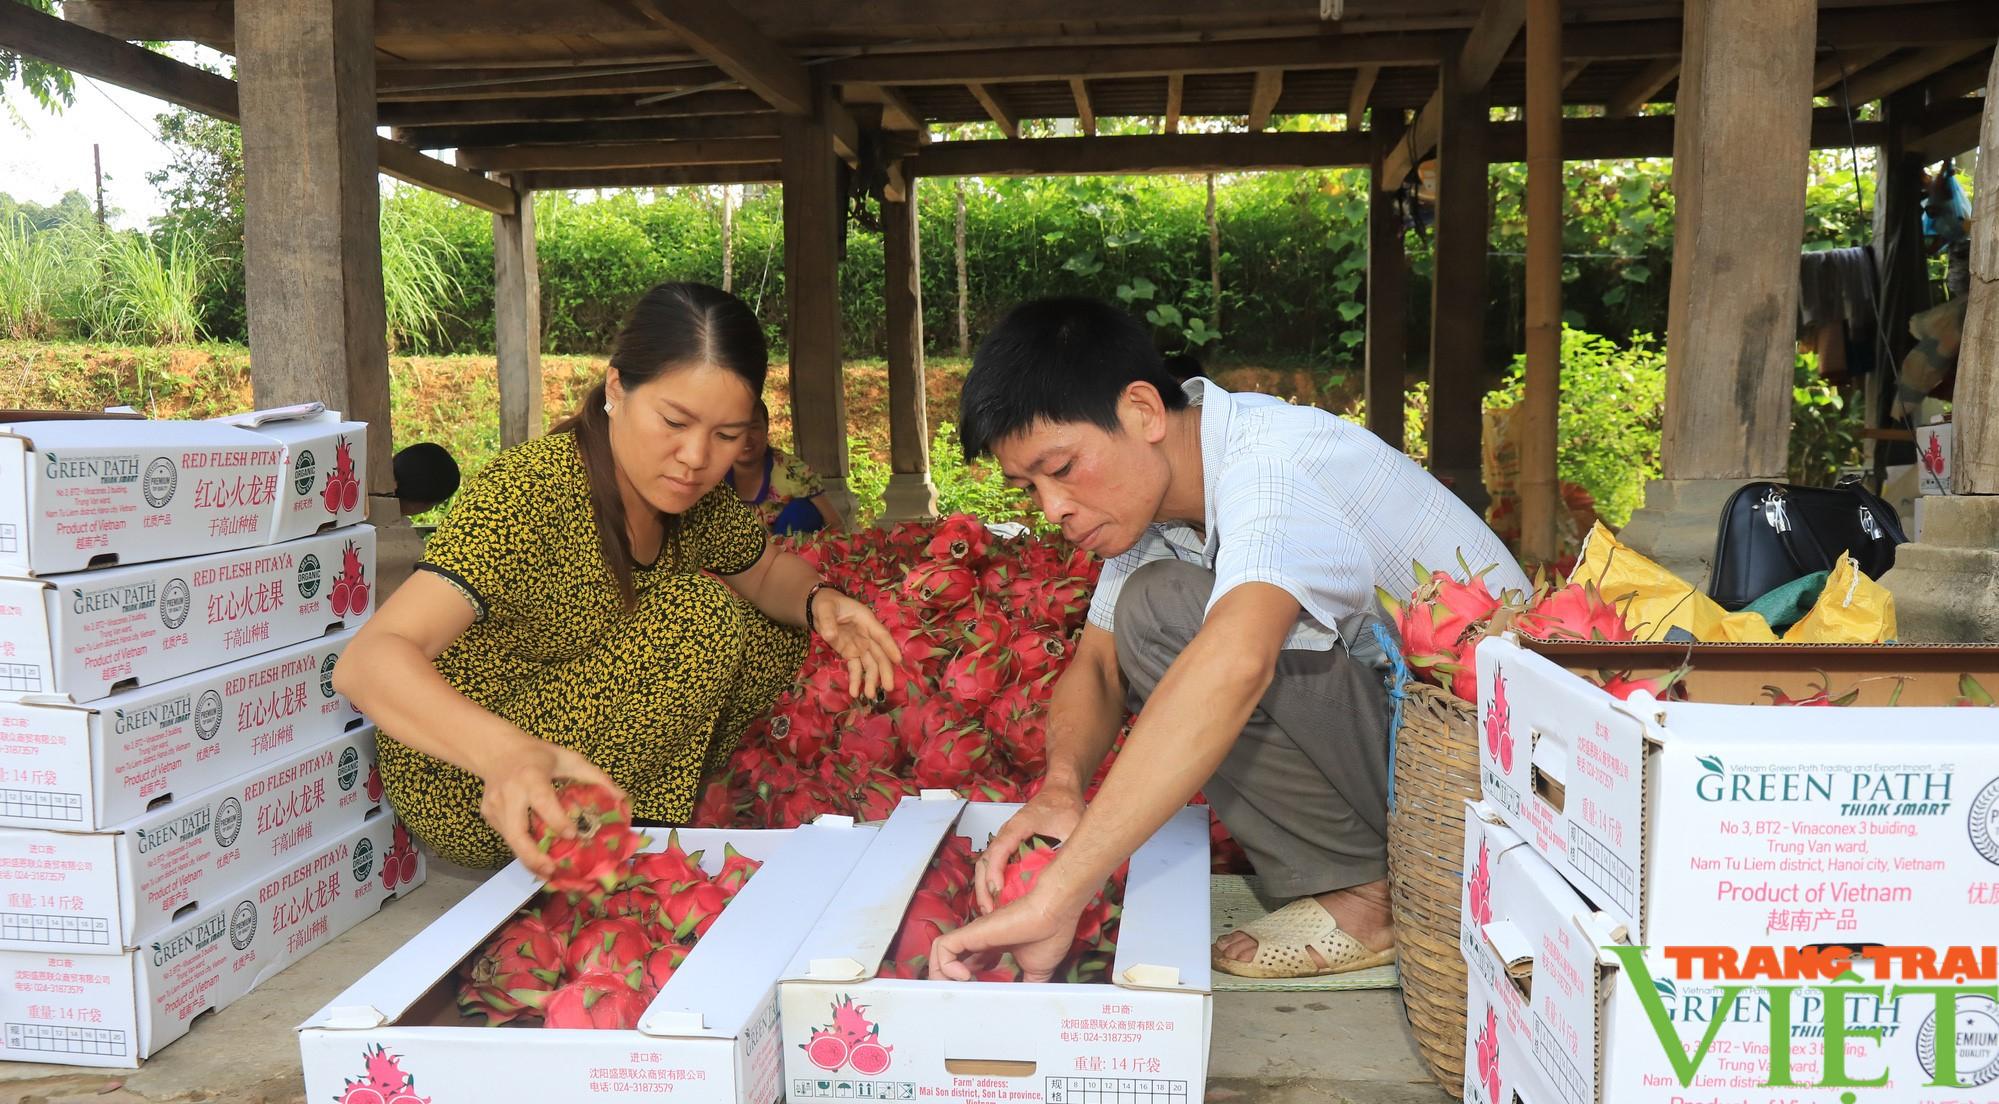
[380,191,464,353]
[97,231,210,345]
[0,219,209,345]
[0,218,95,340]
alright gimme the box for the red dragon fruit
[564,917,651,981]
[624,829,706,889]
[1516,581,1633,643]
[766,704,831,766]
[993,836,1060,911]
[1594,664,1692,702]
[1012,629,1069,682]
[1957,674,1995,707]
[826,710,903,775]
[714,842,762,897]
[542,972,650,1030]
[902,561,978,611]
[913,719,993,790]
[888,888,964,974]
[457,917,565,1024]
[644,943,689,991]
[530,782,649,898]
[661,878,730,941]
[948,597,1017,654]
[925,513,990,565]
[941,646,1013,712]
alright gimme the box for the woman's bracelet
[805,581,840,635]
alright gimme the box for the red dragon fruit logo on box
[1474,1005,1502,1104]
[337,1043,431,1104]
[801,995,893,1076]
[1484,667,1513,773]
[1468,837,1493,928]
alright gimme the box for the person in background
[392,442,462,517]
[731,399,844,536]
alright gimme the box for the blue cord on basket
[1368,620,1410,811]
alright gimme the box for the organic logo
[1971,778,1999,867]
[158,578,191,629]
[337,746,361,792]
[195,689,223,741]
[320,653,339,698]
[801,995,893,1076]
[298,554,322,599]
[228,899,257,951]
[143,457,177,508]
[1484,667,1513,773]
[352,836,375,882]
[214,796,243,848]
[293,449,316,497]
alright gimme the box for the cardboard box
[0,811,420,1068]
[0,725,382,953]
[0,629,365,830]
[297,819,877,1104]
[0,405,368,576]
[1460,800,1999,1104]
[1916,421,1953,496]
[1476,635,1999,948]
[0,524,375,703]
[778,795,1212,1104]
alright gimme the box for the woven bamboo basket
[1387,680,1482,1097]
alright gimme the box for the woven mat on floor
[1208,875,1402,993]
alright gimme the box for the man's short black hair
[392,442,460,506]
[958,297,1189,460]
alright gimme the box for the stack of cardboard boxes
[1461,635,1999,1104]
[0,407,419,1068]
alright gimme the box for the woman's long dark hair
[554,282,768,609]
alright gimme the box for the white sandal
[1212,898,1397,979]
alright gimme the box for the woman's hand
[476,732,625,877]
[811,587,902,701]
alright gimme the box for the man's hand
[974,786,1086,914]
[928,892,1081,983]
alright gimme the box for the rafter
[457,138,783,172]
[1346,64,1378,131]
[1605,57,1678,118]
[1812,47,1894,95]
[1247,69,1283,130]
[1380,0,1526,189]
[376,91,771,127]
[391,115,782,151]
[518,164,781,191]
[1839,43,1991,107]
[1070,77,1096,136]
[1163,73,1184,134]
[968,82,1021,139]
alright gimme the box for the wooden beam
[969,82,1021,139]
[375,140,518,214]
[1520,0,1562,564]
[1911,102,1988,159]
[1561,60,1589,89]
[377,65,726,102]
[1840,43,1991,107]
[1071,78,1097,136]
[883,177,930,480]
[910,131,1371,177]
[1347,64,1379,131]
[1919,51,1996,104]
[1483,108,1887,161]
[1365,123,1407,452]
[844,82,929,136]
[492,175,542,448]
[820,32,1452,85]
[1955,46,1999,493]
[1813,47,1894,95]
[1660,0,1816,483]
[377,91,772,127]
[781,113,851,510]
[1380,0,1524,190]
[391,115,782,150]
[456,138,782,172]
[1604,56,1677,118]
[1427,46,1491,509]
[1247,69,1283,130]
[1163,73,1184,134]
[517,163,781,190]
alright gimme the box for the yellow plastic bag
[1570,523,1778,643]
[1783,552,1898,643]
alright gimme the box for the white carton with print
[1461,799,1999,1104]
[0,628,365,830]
[298,820,877,1104]
[1916,421,1953,496]
[1474,635,1999,948]
[778,795,1212,1104]
[0,524,374,703]
[0,725,382,953]
[0,405,367,576]
[0,812,420,1068]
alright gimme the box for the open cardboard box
[0,405,367,576]
[1476,635,1999,947]
[0,725,381,954]
[0,809,421,1069]
[1460,800,1999,1104]
[777,793,1212,1104]
[0,524,375,703]
[298,818,878,1104]
[0,627,365,830]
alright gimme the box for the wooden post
[1955,45,1999,494]
[880,173,938,522]
[1427,50,1491,510]
[781,108,851,514]
[1519,0,1562,563]
[235,0,392,495]
[1659,0,1816,482]
[1366,121,1407,452]
[1870,89,1930,480]
[493,175,542,448]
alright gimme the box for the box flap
[213,403,330,429]
[641,820,875,1039]
[782,793,963,982]
[1113,804,1211,994]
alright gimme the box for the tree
[1,0,76,124]
[148,106,245,342]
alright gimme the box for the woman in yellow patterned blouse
[334,282,900,871]
[731,400,843,535]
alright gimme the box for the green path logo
[1611,946,1999,1090]
[1692,756,1957,815]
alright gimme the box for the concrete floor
[0,863,1455,1104]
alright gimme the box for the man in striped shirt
[931,297,1526,984]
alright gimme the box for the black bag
[1708,480,1907,610]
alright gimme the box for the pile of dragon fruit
[456,784,757,1030]
[871,833,1123,985]
[692,515,1250,873]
